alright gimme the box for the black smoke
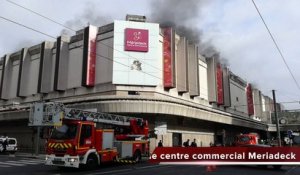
[150,0,221,58]
[61,2,112,35]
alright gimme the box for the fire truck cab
[234,133,282,170]
[235,133,258,146]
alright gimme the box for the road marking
[0,158,44,168]
[19,159,44,163]
[7,160,41,165]
[19,159,45,163]
[0,161,25,166]
[285,166,300,175]
[20,158,44,161]
[19,160,43,164]
[8,154,16,157]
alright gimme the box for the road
[0,154,300,175]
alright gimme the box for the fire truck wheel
[0,143,4,153]
[86,154,98,170]
[133,150,141,162]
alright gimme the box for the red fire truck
[234,133,282,170]
[30,102,149,169]
[234,133,259,146]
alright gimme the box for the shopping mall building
[0,15,281,152]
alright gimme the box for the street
[0,154,299,175]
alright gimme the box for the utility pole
[35,127,40,156]
[272,90,281,146]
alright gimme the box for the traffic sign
[154,122,167,135]
[287,130,293,138]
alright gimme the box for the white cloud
[200,0,300,109]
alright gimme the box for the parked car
[0,136,18,153]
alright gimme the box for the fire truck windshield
[51,124,78,140]
[239,136,251,142]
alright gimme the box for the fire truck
[234,133,259,146]
[30,102,149,169]
[234,133,282,170]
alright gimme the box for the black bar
[81,26,89,87]
[0,55,6,100]
[54,37,61,91]
[272,89,281,146]
[37,42,45,93]
[17,49,25,97]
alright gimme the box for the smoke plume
[150,0,221,59]
[61,2,112,35]
[150,0,205,43]
[11,39,37,53]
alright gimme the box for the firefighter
[191,139,197,147]
[183,139,190,147]
[158,140,163,147]
[3,136,8,151]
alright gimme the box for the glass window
[8,139,16,144]
[51,124,78,140]
[80,124,92,145]
[239,136,250,142]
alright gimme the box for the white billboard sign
[154,122,167,135]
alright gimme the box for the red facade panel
[163,27,175,88]
[247,84,254,116]
[216,63,224,105]
[83,26,98,87]
[87,26,98,86]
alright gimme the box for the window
[80,124,92,146]
[239,136,250,142]
[236,97,239,101]
[8,139,16,145]
[128,91,140,95]
[51,124,78,140]
[172,133,182,147]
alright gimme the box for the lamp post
[272,90,281,146]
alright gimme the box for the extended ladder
[29,102,142,126]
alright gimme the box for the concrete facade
[262,95,274,123]
[206,56,217,103]
[252,89,263,121]
[0,16,283,152]
[175,36,188,93]
[229,72,248,114]
[198,57,208,100]
[113,20,161,86]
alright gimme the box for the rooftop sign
[125,28,148,52]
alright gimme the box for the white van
[0,136,18,153]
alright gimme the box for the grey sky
[0,0,299,109]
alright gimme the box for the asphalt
[5,152,46,160]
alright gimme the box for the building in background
[0,15,282,152]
